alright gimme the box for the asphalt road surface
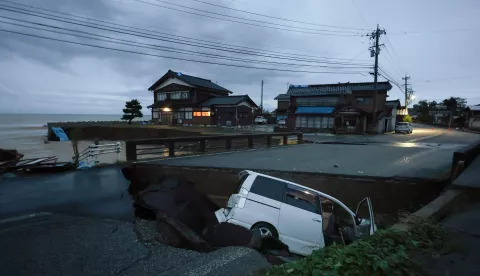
[304,123,480,145]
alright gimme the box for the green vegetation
[121,99,143,124]
[402,115,413,123]
[266,215,445,276]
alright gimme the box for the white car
[254,116,267,124]
[395,122,413,134]
[215,170,376,256]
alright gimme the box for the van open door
[354,197,376,237]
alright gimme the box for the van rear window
[250,176,285,201]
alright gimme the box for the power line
[351,0,369,28]
[0,3,371,65]
[389,28,476,35]
[378,66,401,84]
[0,17,371,70]
[0,0,369,60]
[416,76,476,83]
[188,0,366,31]
[120,0,364,36]
[0,28,369,75]
[382,35,405,73]
[379,44,404,77]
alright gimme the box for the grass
[265,213,447,276]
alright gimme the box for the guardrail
[77,142,122,169]
[125,132,303,161]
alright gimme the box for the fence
[77,142,122,169]
[126,132,303,161]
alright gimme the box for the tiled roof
[174,71,231,93]
[287,82,392,97]
[199,95,257,107]
[274,94,290,100]
[468,105,480,111]
[148,70,231,93]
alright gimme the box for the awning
[295,107,334,115]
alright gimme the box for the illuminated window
[194,111,211,117]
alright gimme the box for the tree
[403,115,413,123]
[417,100,430,116]
[121,99,143,124]
[442,97,467,115]
[428,101,438,110]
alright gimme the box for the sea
[0,114,149,161]
[0,114,127,139]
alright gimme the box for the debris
[358,171,364,174]
[334,164,339,168]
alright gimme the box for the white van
[215,170,376,256]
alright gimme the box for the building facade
[277,82,393,133]
[147,70,257,126]
[273,94,290,122]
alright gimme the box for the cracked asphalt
[0,214,270,276]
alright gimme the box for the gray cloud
[0,0,479,115]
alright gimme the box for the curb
[392,188,480,231]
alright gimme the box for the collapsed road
[122,164,292,265]
[0,161,448,275]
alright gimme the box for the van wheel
[252,223,278,238]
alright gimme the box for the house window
[172,108,193,120]
[296,97,339,107]
[239,112,248,118]
[356,97,372,105]
[296,116,333,129]
[164,91,190,100]
[193,111,211,117]
[157,93,166,101]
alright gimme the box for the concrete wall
[148,165,447,216]
[47,124,203,141]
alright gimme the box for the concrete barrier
[451,140,480,180]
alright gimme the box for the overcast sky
[0,0,479,115]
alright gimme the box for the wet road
[304,123,480,146]
[0,166,132,220]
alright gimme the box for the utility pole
[261,80,264,114]
[402,74,411,107]
[368,24,386,132]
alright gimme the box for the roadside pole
[368,25,386,133]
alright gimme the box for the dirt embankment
[144,164,447,219]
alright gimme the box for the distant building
[147,70,257,126]
[273,93,290,122]
[466,105,480,130]
[384,99,402,132]
[275,82,393,133]
[429,110,452,124]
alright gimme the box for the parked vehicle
[215,170,376,256]
[254,116,268,124]
[395,122,413,134]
